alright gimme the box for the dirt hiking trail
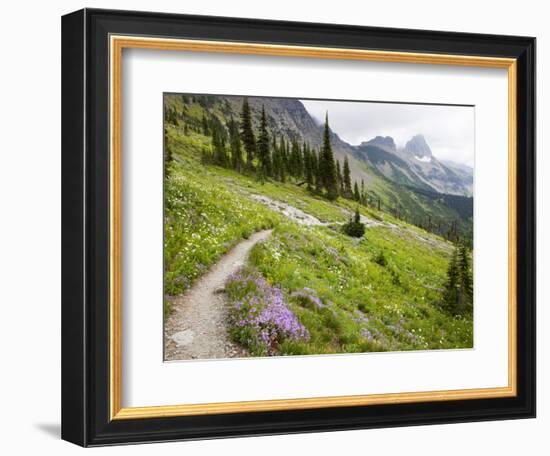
[164,229,272,361]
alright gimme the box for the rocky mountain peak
[404,134,432,159]
[361,136,396,152]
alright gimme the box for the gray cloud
[301,99,475,167]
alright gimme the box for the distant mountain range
[219,96,473,197]
[353,134,473,196]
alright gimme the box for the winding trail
[251,193,383,228]
[164,229,272,361]
[165,193,451,361]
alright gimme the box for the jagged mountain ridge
[354,134,473,196]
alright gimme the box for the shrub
[342,208,365,238]
[373,250,388,267]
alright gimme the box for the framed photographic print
[61,8,536,447]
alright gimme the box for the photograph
[163,94,475,361]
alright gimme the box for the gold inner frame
[109,35,518,420]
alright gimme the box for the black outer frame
[61,8,536,447]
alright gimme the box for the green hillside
[163,94,473,356]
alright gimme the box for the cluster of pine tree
[194,98,377,203]
[442,242,473,315]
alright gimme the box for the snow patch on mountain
[414,155,432,163]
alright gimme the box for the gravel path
[164,229,273,361]
[249,194,328,226]
[250,193,382,228]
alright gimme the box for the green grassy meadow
[163,116,473,355]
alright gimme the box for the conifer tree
[353,181,361,201]
[256,106,271,182]
[458,243,473,311]
[271,136,280,180]
[300,142,308,180]
[164,127,173,177]
[320,113,338,200]
[304,145,313,190]
[290,140,301,179]
[336,160,344,196]
[313,150,323,194]
[240,98,256,171]
[360,179,366,204]
[443,243,473,314]
[278,136,287,183]
[228,117,243,172]
[443,246,460,312]
[201,113,210,136]
[343,156,352,198]
[211,125,228,167]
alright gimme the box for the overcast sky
[301,99,475,167]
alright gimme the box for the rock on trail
[164,229,273,361]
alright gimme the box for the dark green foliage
[201,113,210,135]
[304,145,314,191]
[271,137,283,182]
[343,156,352,198]
[442,243,473,314]
[289,140,303,179]
[228,117,243,172]
[320,114,338,200]
[457,243,473,311]
[211,124,228,167]
[342,207,366,238]
[164,106,178,126]
[336,160,344,196]
[313,149,323,194]
[256,106,271,182]
[353,181,361,201]
[164,126,174,177]
[373,250,388,267]
[240,98,256,171]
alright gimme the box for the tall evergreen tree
[271,136,280,180]
[443,243,473,314]
[201,113,210,135]
[164,127,173,177]
[304,145,313,190]
[211,125,228,167]
[278,136,287,183]
[443,246,460,312]
[228,116,243,172]
[256,106,271,182]
[320,113,338,200]
[313,150,323,194]
[353,181,361,201]
[458,243,473,311]
[240,98,256,171]
[343,156,352,198]
[290,140,301,179]
[300,142,308,180]
[336,160,344,196]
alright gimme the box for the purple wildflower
[226,270,309,355]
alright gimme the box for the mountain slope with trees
[163,93,474,356]
[165,93,473,242]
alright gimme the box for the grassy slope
[164,118,473,354]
